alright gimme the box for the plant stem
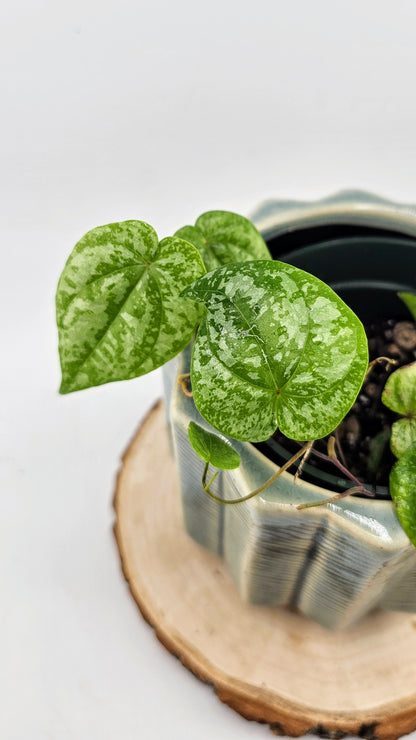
[177,373,193,397]
[365,356,398,378]
[327,436,337,459]
[297,485,363,510]
[293,441,374,498]
[334,427,347,467]
[294,441,313,482]
[205,469,219,492]
[202,461,209,487]
[312,447,374,496]
[202,463,219,491]
[201,442,312,505]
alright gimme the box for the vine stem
[202,464,218,492]
[201,442,313,505]
[293,441,374,498]
[365,355,398,378]
[297,485,363,510]
[334,427,347,467]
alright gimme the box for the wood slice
[113,401,416,740]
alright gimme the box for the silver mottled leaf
[390,444,416,547]
[182,261,368,442]
[382,361,416,458]
[390,418,416,459]
[56,221,205,393]
[175,210,270,271]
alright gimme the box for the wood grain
[113,401,416,739]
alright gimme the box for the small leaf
[175,210,271,272]
[382,362,416,458]
[398,291,416,321]
[188,422,241,469]
[382,362,416,416]
[390,444,416,547]
[56,221,206,393]
[390,418,416,458]
[182,261,368,442]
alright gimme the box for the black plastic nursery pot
[254,226,416,496]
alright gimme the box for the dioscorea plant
[380,294,416,546]
[56,212,416,548]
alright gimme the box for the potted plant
[56,191,416,631]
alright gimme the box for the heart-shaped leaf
[188,421,240,469]
[56,221,205,393]
[182,261,368,442]
[390,444,416,547]
[382,361,416,457]
[398,291,416,321]
[175,210,271,272]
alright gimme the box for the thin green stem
[205,471,219,492]
[201,442,312,505]
[297,485,363,510]
[202,461,209,488]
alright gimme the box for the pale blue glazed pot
[165,191,416,630]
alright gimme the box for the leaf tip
[59,379,72,395]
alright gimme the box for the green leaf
[56,221,206,393]
[382,362,416,457]
[390,444,416,547]
[390,418,416,459]
[398,291,416,321]
[188,421,241,469]
[382,362,416,416]
[175,210,271,272]
[182,261,368,442]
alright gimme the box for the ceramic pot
[166,190,416,630]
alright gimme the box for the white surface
[2,1,416,738]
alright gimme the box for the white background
[2,1,416,738]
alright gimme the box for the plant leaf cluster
[381,293,416,546]
[382,361,416,458]
[56,213,416,549]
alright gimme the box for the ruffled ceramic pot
[164,191,416,630]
